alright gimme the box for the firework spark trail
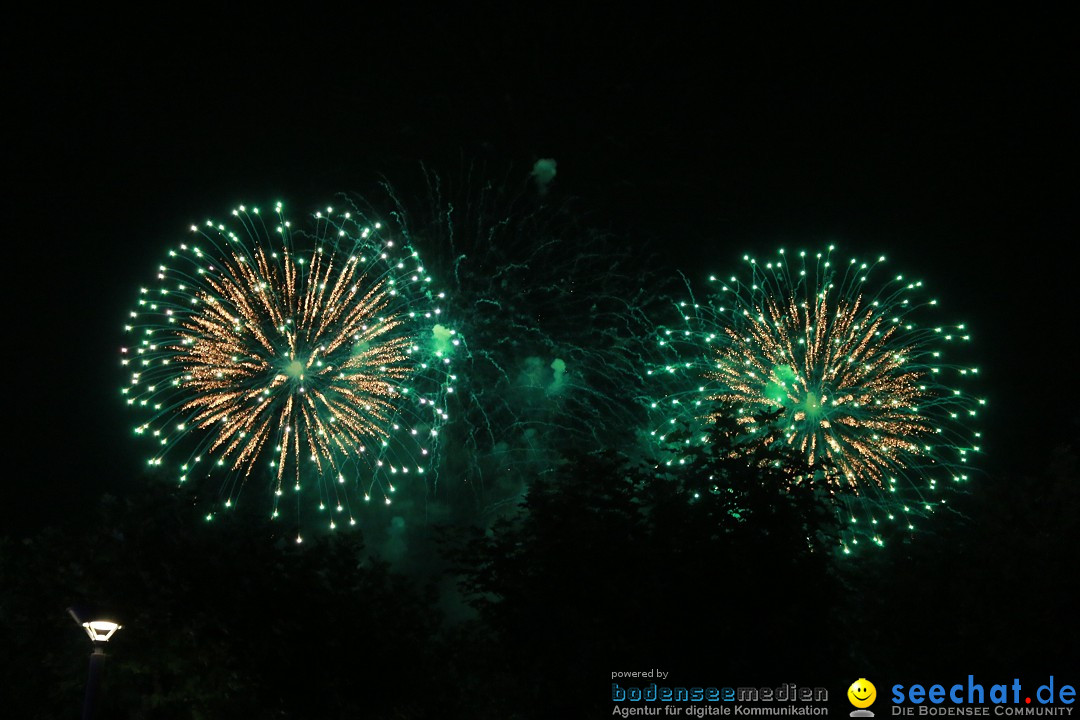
[123,202,460,537]
[360,171,666,518]
[710,290,932,486]
[647,246,985,552]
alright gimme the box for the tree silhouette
[446,411,847,716]
[1,481,449,719]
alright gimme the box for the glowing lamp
[82,620,121,643]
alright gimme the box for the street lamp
[68,608,121,720]
[81,620,122,643]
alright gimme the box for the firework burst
[647,246,985,551]
[122,202,460,535]
[363,167,661,517]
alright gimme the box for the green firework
[647,245,985,552]
[122,202,460,538]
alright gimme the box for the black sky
[9,8,1076,534]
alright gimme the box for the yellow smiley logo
[848,678,877,708]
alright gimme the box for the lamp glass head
[82,621,121,642]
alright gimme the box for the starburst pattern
[123,202,460,535]
[710,287,933,485]
[647,246,984,551]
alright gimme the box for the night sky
[6,7,1077,714]
[14,10,1073,527]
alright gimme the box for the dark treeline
[2,422,1075,719]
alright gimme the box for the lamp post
[68,609,121,720]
